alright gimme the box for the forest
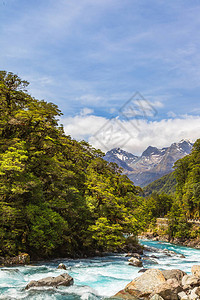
[0,71,199,260]
[0,71,143,259]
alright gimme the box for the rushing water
[0,240,200,299]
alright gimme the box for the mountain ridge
[104,139,193,187]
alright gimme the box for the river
[0,240,199,299]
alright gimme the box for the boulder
[125,269,166,297]
[193,287,200,296]
[57,263,67,270]
[25,273,73,290]
[151,255,159,259]
[113,290,140,299]
[150,278,182,300]
[162,269,186,285]
[163,249,179,257]
[114,268,200,300]
[128,257,143,267]
[178,291,189,300]
[138,268,149,273]
[2,253,30,266]
[191,265,200,278]
[0,256,4,264]
[150,294,165,300]
[189,287,200,299]
[125,253,141,259]
[142,257,158,264]
[182,275,200,287]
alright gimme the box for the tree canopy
[0,71,141,258]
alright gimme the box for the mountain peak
[142,146,160,157]
[104,148,138,171]
[104,139,193,187]
[179,139,192,144]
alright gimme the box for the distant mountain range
[104,140,193,187]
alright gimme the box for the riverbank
[139,232,200,250]
[0,236,144,267]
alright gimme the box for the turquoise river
[0,240,200,299]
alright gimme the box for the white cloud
[62,114,106,140]
[167,111,177,118]
[62,113,200,155]
[80,108,94,116]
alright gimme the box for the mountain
[104,140,193,187]
[104,148,138,171]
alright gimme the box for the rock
[178,291,189,299]
[113,290,140,299]
[142,257,158,264]
[25,273,73,289]
[162,269,187,285]
[192,287,200,296]
[125,253,141,259]
[191,265,200,278]
[111,290,140,300]
[0,256,4,264]
[2,253,30,266]
[122,237,144,255]
[57,263,67,270]
[114,268,200,300]
[189,287,200,299]
[150,294,165,300]
[182,275,200,287]
[128,257,143,267]
[161,249,185,258]
[125,269,166,297]
[150,278,182,300]
[144,245,159,252]
[163,249,179,257]
[138,268,149,273]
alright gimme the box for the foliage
[174,139,200,218]
[143,172,177,197]
[167,201,191,240]
[140,139,200,241]
[133,193,173,231]
[0,71,142,258]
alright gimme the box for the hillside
[142,172,177,196]
[140,140,200,242]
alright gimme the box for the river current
[0,240,199,299]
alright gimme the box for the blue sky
[1,0,200,153]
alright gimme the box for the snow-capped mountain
[104,148,138,171]
[104,140,193,187]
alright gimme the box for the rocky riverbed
[114,267,200,299]
[0,240,200,299]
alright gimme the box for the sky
[1,0,200,154]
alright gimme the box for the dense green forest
[166,140,200,241]
[141,141,200,241]
[0,71,199,260]
[143,172,176,197]
[0,71,144,259]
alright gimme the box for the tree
[0,71,142,258]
